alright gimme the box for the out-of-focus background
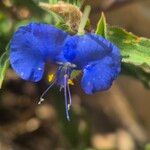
[0,0,150,149]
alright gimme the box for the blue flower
[10,23,121,121]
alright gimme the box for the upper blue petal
[63,33,121,93]
[81,57,121,94]
[63,33,120,69]
[10,23,68,82]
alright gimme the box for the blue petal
[63,33,120,69]
[10,23,68,81]
[81,57,121,94]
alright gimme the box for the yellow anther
[68,79,74,85]
[48,74,54,82]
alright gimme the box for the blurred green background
[0,0,150,149]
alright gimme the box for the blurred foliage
[145,143,150,150]
[0,11,12,54]
[49,0,84,7]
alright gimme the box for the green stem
[79,0,85,8]
[78,5,91,35]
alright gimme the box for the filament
[38,80,55,104]
[64,74,70,121]
[67,83,72,110]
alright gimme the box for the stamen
[64,74,70,121]
[67,83,72,110]
[59,87,63,92]
[38,98,44,105]
[48,74,54,82]
[68,79,74,85]
[38,80,55,104]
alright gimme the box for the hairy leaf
[107,27,150,73]
[107,26,150,87]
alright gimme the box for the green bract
[95,12,107,38]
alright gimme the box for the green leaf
[107,27,150,73]
[95,12,107,38]
[0,46,9,89]
[107,26,150,87]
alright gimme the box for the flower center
[38,62,76,121]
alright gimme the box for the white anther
[38,98,44,105]
[68,104,71,110]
